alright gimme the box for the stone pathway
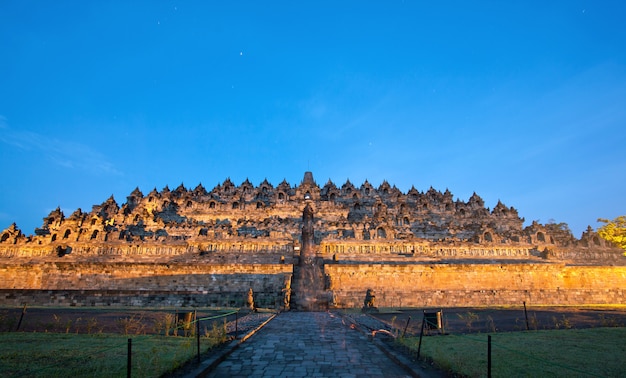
[205,311,414,377]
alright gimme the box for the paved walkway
[205,312,413,377]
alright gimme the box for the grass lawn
[0,332,224,377]
[399,327,626,377]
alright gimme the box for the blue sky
[1,1,625,237]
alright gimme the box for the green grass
[0,332,225,378]
[399,328,626,377]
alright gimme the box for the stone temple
[0,172,624,309]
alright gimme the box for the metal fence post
[487,335,492,378]
[402,316,411,338]
[417,312,426,359]
[196,318,201,364]
[127,338,132,378]
[15,304,27,332]
[523,301,530,331]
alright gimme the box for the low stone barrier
[325,263,626,307]
[1,261,624,308]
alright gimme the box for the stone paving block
[206,312,412,377]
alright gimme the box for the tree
[597,216,626,254]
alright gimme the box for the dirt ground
[2,306,626,336]
[370,306,626,336]
[0,307,245,335]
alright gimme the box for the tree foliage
[597,216,626,254]
[546,220,572,233]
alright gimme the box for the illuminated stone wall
[0,172,624,308]
[0,262,292,307]
[325,264,626,308]
[0,261,624,308]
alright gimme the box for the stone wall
[0,262,292,308]
[0,290,280,308]
[0,261,624,308]
[4,172,618,255]
[0,241,294,261]
[325,263,626,308]
[2,172,623,309]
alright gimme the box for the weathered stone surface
[325,263,626,307]
[1,172,619,256]
[0,171,624,308]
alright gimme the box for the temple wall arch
[484,232,493,243]
[537,232,546,243]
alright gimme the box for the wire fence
[454,332,606,378]
[0,309,249,378]
[398,311,624,377]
